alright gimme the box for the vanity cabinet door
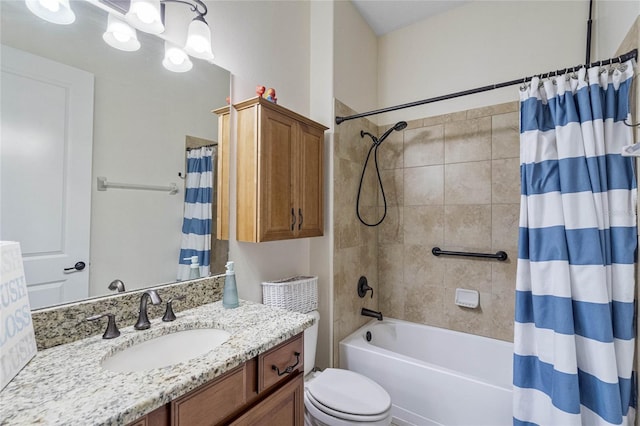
[230,373,304,426]
[171,363,247,426]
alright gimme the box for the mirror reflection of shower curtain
[177,146,214,281]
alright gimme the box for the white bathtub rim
[339,317,514,392]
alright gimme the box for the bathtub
[339,318,513,426]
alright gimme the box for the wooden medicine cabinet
[231,97,327,243]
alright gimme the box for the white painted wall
[333,0,379,119]
[310,0,335,370]
[595,1,640,58]
[205,0,315,303]
[377,1,588,124]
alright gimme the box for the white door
[0,45,94,309]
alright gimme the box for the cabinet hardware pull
[298,208,303,230]
[272,351,301,376]
[291,208,296,231]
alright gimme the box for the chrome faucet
[361,307,383,321]
[108,279,126,293]
[134,289,162,330]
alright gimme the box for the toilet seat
[305,368,391,422]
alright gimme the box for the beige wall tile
[422,110,466,127]
[403,205,444,245]
[380,169,403,206]
[404,125,444,167]
[492,158,521,204]
[444,204,492,249]
[378,243,404,319]
[444,288,493,337]
[377,130,404,170]
[490,291,515,342]
[443,257,492,293]
[466,101,519,119]
[406,284,446,328]
[404,244,445,288]
[404,165,444,205]
[444,116,491,163]
[492,111,520,159]
[445,161,491,205]
[378,205,404,244]
[492,258,517,295]
[492,204,520,253]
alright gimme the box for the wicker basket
[261,275,318,313]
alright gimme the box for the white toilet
[303,311,392,426]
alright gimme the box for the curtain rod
[335,48,638,125]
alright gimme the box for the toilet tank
[303,310,320,375]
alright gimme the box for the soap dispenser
[223,261,239,309]
[184,255,200,280]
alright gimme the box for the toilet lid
[306,368,391,416]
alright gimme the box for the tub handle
[272,352,301,376]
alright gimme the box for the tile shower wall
[332,100,380,366]
[377,102,520,342]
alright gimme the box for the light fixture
[126,0,164,34]
[162,41,193,73]
[24,0,215,73]
[25,0,75,25]
[184,15,214,62]
[103,14,141,51]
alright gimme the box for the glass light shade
[162,42,193,73]
[25,0,75,25]
[184,17,214,62]
[125,0,164,34]
[103,14,141,52]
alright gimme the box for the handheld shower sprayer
[359,121,407,147]
[357,121,408,226]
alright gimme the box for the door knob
[64,261,86,272]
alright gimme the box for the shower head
[377,121,407,145]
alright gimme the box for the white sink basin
[101,328,231,373]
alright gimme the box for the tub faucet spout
[361,307,383,321]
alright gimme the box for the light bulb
[163,42,192,73]
[125,0,164,34]
[184,17,214,61]
[40,0,60,12]
[25,0,75,25]
[103,14,140,52]
[113,31,130,43]
[134,3,156,24]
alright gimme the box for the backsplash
[31,275,224,350]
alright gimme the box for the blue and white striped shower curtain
[177,146,214,280]
[514,60,637,425]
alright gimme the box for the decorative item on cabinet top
[230,97,328,243]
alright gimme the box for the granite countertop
[0,300,314,425]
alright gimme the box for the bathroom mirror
[0,0,230,309]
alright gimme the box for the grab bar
[97,176,178,195]
[432,247,508,261]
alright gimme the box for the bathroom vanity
[0,301,312,425]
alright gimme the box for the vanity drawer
[258,334,304,392]
[171,363,247,426]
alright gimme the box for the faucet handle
[357,276,374,299]
[87,313,120,339]
[162,295,186,322]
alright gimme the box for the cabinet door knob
[291,208,296,231]
[298,208,303,230]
